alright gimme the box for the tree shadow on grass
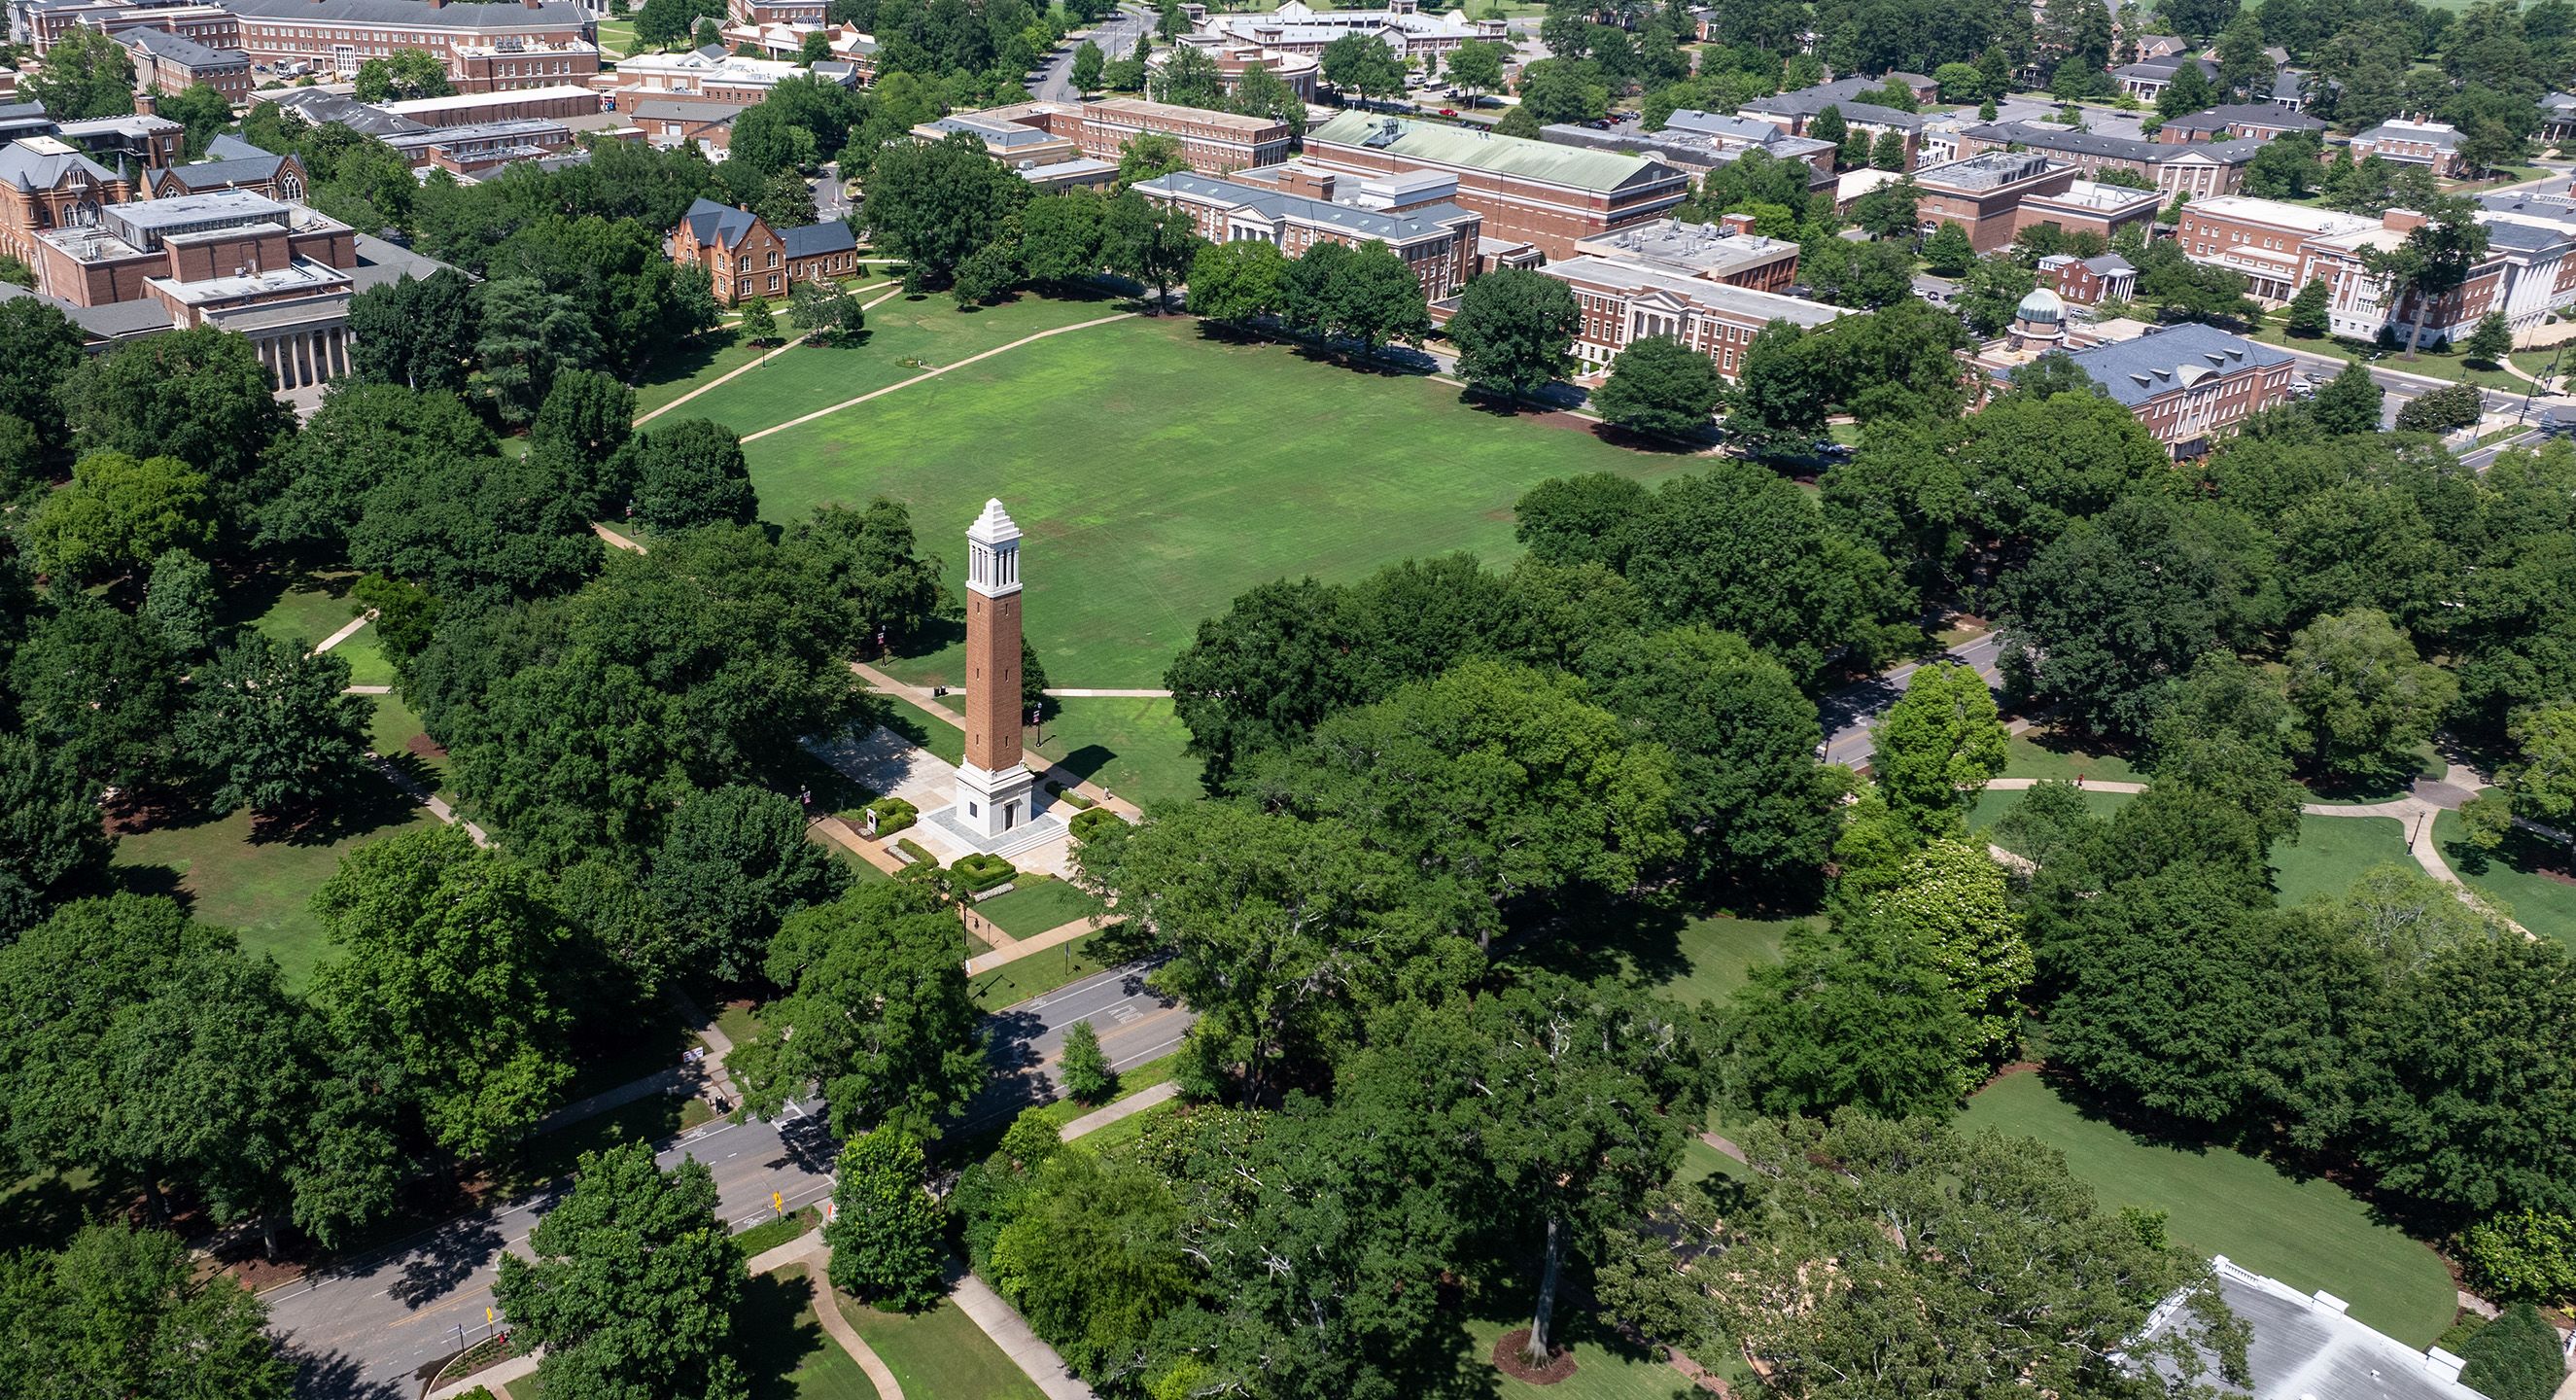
[1504,899,1693,995]
[250,775,429,849]
[734,1269,828,1400]
[1047,742,1117,788]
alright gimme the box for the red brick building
[970,97,1292,176]
[121,24,251,101]
[2056,323,2294,457]
[670,196,858,304]
[0,136,132,268]
[1136,164,1481,300]
[2041,251,2136,305]
[1302,110,1688,258]
[217,0,598,91]
[2350,118,2466,177]
[2154,102,2329,143]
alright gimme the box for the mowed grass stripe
[745,314,1703,686]
[670,292,1125,437]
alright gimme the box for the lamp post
[2519,342,2564,424]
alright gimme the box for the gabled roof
[2355,118,2461,150]
[1306,111,1684,194]
[679,196,761,249]
[120,26,244,64]
[0,139,119,193]
[2162,102,2327,132]
[2113,54,2217,80]
[205,133,276,161]
[1741,83,1925,129]
[219,0,592,24]
[158,153,289,191]
[780,220,854,259]
[1135,169,1475,243]
[2064,323,2291,407]
[1970,120,2259,166]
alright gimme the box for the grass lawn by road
[2270,812,2411,907]
[1032,697,1201,807]
[835,1287,1042,1400]
[1962,1071,2457,1348]
[2001,728,2141,784]
[974,875,1098,938]
[1522,910,1817,1010]
[744,312,1706,686]
[110,789,438,988]
[2246,323,2526,392]
[2435,807,2576,951]
[741,1265,882,1400]
[967,925,1151,1011]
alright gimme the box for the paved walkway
[965,915,1097,976]
[637,284,913,428]
[368,752,490,848]
[342,683,392,695]
[310,609,374,654]
[593,521,646,553]
[948,1272,1097,1400]
[1055,1081,1180,1141]
[741,313,1135,445]
[851,661,1142,822]
[1042,687,1172,698]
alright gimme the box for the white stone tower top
[965,498,1022,598]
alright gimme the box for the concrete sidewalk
[948,1271,1096,1400]
[1056,1082,1180,1141]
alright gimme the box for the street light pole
[2521,343,2564,424]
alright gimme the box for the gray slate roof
[218,0,592,24]
[2355,119,2461,151]
[2065,323,2290,406]
[630,98,747,123]
[1743,83,1924,130]
[350,231,467,293]
[780,220,854,258]
[2113,54,2218,81]
[160,153,289,191]
[206,133,276,160]
[266,88,427,137]
[2162,102,2326,132]
[122,26,244,64]
[1135,169,1475,243]
[1663,108,1795,143]
[1970,120,2260,165]
[679,196,757,249]
[0,140,119,192]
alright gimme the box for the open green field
[369,692,451,794]
[2002,728,2141,784]
[1967,786,2134,843]
[661,292,1115,438]
[975,875,1097,938]
[2246,322,2526,392]
[742,1265,882,1400]
[1523,910,1815,1011]
[2270,813,2411,908]
[110,789,438,987]
[740,310,1704,686]
[2435,808,2576,950]
[836,1289,1042,1400]
[225,568,394,685]
[1962,1072,2457,1348]
[1035,697,1201,807]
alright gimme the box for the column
[293,334,311,388]
[259,336,280,390]
[331,328,349,377]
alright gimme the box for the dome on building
[2016,286,2066,326]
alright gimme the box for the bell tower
[954,499,1035,839]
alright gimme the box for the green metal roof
[1307,111,1677,192]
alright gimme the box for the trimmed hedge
[1043,780,1097,810]
[1068,807,1123,843]
[2458,1303,2565,1400]
[895,836,936,868]
[951,854,1018,892]
[863,795,919,835]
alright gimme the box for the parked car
[1439,108,1457,117]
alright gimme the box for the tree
[634,0,724,46]
[1492,102,1544,138]
[347,269,479,394]
[1630,1113,2248,1399]
[1921,220,1976,277]
[0,297,85,454]
[1059,1018,1115,1102]
[2284,609,2454,785]
[1071,38,1104,92]
[12,593,180,788]
[352,48,455,101]
[737,295,780,347]
[495,1140,746,1400]
[1470,976,1706,1366]
[2245,134,2325,198]
[471,277,604,425]
[1727,909,1984,1116]
[1725,318,1827,457]
[2460,1304,2566,1400]
[157,83,234,159]
[2462,1212,2576,1308]
[1186,237,1286,325]
[2363,196,2490,357]
[2394,381,2483,433]
[1866,840,2031,1062]
[735,881,987,1137]
[0,733,112,935]
[63,327,290,525]
[175,633,369,816]
[24,451,214,586]
[1117,131,1187,183]
[1933,60,1986,101]
[349,453,602,608]
[1810,103,1850,153]
[1445,39,1507,100]
[867,130,1030,289]
[953,236,1022,308]
[309,826,577,1161]
[986,1146,1191,1379]
[1320,31,1404,99]
[1870,662,2008,836]
[1581,624,1834,885]
[1281,239,1432,356]
[1591,335,1722,438]
[644,784,850,982]
[1445,266,1577,399]
[1999,495,2268,737]
[1869,127,1910,170]
[631,418,755,532]
[2284,277,2332,337]
[825,1128,947,1308]
[782,498,947,648]
[23,26,132,120]
[529,368,638,506]
[2467,310,2515,366]
[787,275,861,343]
[264,382,496,553]
[0,1223,293,1399]
[1102,190,1201,310]
[1020,191,1107,289]
[2311,360,2384,434]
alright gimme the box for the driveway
[1820,631,2005,771]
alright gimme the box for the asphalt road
[1032,5,1151,102]
[271,961,1191,1400]
[1820,631,2005,771]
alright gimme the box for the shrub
[894,836,936,868]
[1069,807,1123,843]
[862,795,918,835]
[2465,1211,2576,1306]
[950,853,1017,892]
[2394,382,2483,434]
[2457,1303,2566,1400]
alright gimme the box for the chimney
[2382,208,2426,233]
[1718,210,1756,236]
